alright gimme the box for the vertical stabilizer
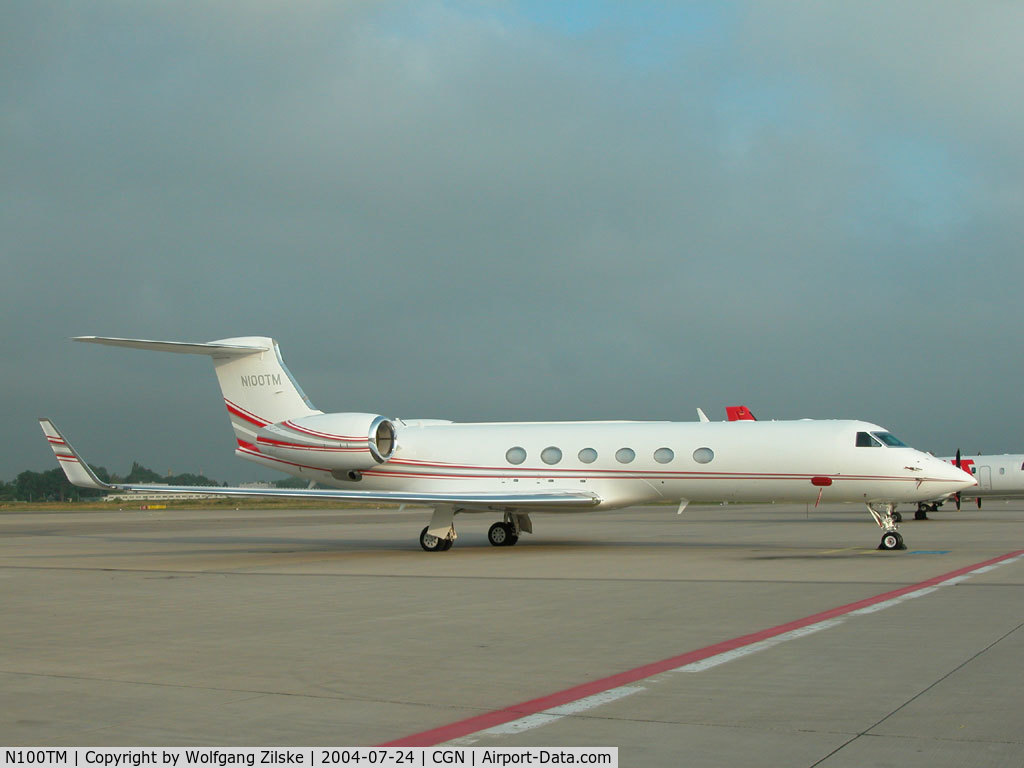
[74,336,321,443]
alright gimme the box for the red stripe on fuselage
[255,436,369,453]
[224,399,270,427]
[282,419,369,442]
[237,444,332,473]
[383,458,935,483]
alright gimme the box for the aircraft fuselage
[238,417,972,510]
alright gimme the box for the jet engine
[253,412,397,477]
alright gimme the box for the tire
[892,511,902,523]
[488,522,514,547]
[879,531,903,551]
[420,526,445,552]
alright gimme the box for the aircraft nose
[936,457,978,490]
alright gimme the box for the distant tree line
[0,462,308,502]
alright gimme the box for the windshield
[856,432,881,447]
[871,431,907,447]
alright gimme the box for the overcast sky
[3,1,1022,483]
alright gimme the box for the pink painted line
[377,549,1024,747]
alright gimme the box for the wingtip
[38,419,112,491]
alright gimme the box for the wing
[38,419,601,509]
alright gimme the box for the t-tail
[73,336,322,445]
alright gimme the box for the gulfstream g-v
[41,335,975,551]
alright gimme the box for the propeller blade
[976,497,982,510]
[955,449,961,468]
[955,492,961,511]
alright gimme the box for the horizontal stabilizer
[74,336,269,358]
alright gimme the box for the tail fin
[74,336,321,442]
[725,405,757,421]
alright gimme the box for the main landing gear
[487,512,531,547]
[419,526,453,552]
[867,502,905,550]
[419,505,457,552]
[487,521,518,547]
[915,501,939,520]
[419,508,533,552]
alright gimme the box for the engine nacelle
[254,412,397,475]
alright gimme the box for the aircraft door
[976,465,992,491]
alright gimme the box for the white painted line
[676,619,844,672]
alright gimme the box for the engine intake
[254,412,397,472]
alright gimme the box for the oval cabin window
[506,447,527,465]
[541,446,563,465]
[693,447,715,464]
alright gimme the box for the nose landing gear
[867,502,906,550]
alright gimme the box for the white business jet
[41,336,975,552]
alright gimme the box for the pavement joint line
[9,561,1007,585]
[4,562,1019,587]
[378,549,1024,747]
[806,614,1024,767]
[0,668,467,711]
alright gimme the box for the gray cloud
[3,2,1021,483]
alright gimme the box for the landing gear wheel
[878,531,905,551]
[420,526,451,552]
[892,511,903,523]
[488,522,518,547]
[914,509,929,520]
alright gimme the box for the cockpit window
[871,432,907,447]
[856,432,882,447]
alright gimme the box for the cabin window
[615,448,636,464]
[654,447,674,464]
[506,447,527,465]
[1000,467,1005,475]
[541,446,562,465]
[871,431,907,447]
[578,448,598,464]
[856,432,882,447]
[693,447,714,464]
